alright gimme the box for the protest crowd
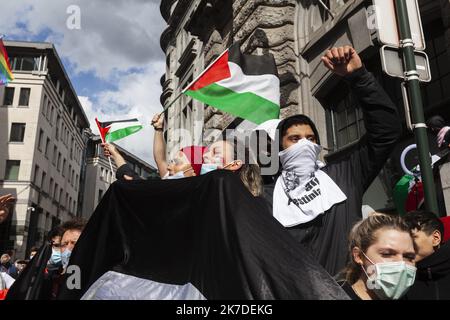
[2,44,450,301]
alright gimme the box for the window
[55,116,60,139]
[10,56,40,72]
[50,105,54,123]
[41,171,47,191]
[3,87,14,105]
[98,189,104,204]
[49,178,54,198]
[57,152,61,171]
[5,160,20,180]
[59,187,63,204]
[18,88,31,106]
[75,174,79,191]
[62,159,66,177]
[9,123,26,142]
[42,95,47,116]
[422,20,450,108]
[100,167,104,180]
[33,165,40,185]
[325,84,365,151]
[65,193,69,209]
[70,138,74,159]
[52,146,57,165]
[68,165,72,183]
[54,183,58,199]
[45,138,50,158]
[38,129,44,151]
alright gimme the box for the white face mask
[361,251,417,300]
[279,138,322,175]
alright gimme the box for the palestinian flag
[184,43,280,125]
[56,171,349,300]
[95,118,143,143]
[0,38,14,85]
[393,154,441,215]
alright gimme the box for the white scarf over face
[273,139,347,227]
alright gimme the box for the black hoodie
[406,241,450,300]
[267,67,401,275]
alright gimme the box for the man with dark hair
[60,218,86,269]
[46,226,64,269]
[271,46,401,275]
[404,210,450,300]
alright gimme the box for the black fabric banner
[57,170,348,300]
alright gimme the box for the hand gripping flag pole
[95,118,115,174]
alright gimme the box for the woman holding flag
[101,114,206,180]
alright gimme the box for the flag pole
[101,136,115,174]
[158,46,230,117]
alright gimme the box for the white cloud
[0,0,165,79]
[1,0,168,166]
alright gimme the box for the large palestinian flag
[95,118,142,143]
[53,171,348,300]
[184,43,280,125]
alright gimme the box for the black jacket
[406,241,450,300]
[269,67,401,276]
[116,163,142,181]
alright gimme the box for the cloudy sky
[0,0,166,166]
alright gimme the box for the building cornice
[160,0,177,22]
[160,26,173,53]
[4,40,90,129]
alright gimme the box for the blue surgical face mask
[165,171,185,180]
[61,249,72,268]
[200,160,236,175]
[200,163,220,175]
[48,249,62,266]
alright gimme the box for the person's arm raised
[322,46,401,191]
[152,114,168,178]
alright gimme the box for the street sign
[369,0,425,50]
[380,45,431,82]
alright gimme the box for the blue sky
[0,0,166,166]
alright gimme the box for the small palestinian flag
[184,43,280,125]
[95,118,143,143]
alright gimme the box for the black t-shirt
[339,281,361,300]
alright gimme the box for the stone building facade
[160,0,450,215]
